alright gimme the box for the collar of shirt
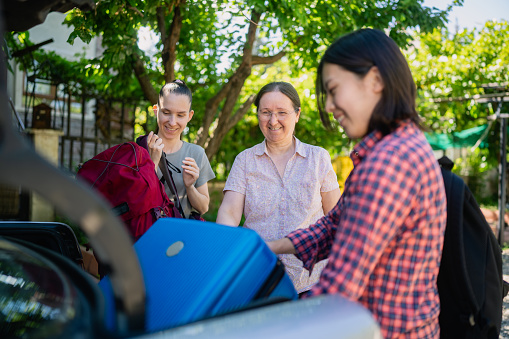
[255,136,308,158]
[350,120,412,166]
[350,130,382,167]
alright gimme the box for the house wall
[3,12,103,221]
[7,12,101,118]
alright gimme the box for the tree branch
[156,6,168,43]
[251,50,286,65]
[201,9,262,157]
[227,94,256,131]
[161,0,185,83]
[128,5,144,17]
[132,54,158,104]
[195,76,236,147]
[241,10,261,63]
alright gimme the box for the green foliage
[63,0,448,149]
[202,180,225,221]
[409,20,509,175]
[249,0,449,73]
[410,20,509,131]
[210,58,351,177]
[7,0,449,170]
[450,146,495,202]
[6,31,146,101]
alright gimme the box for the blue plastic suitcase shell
[100,218,297,332]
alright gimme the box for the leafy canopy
[7,0,450,166]
[409,20,509,174]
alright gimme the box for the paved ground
[482,210,509,337]
[475,211,509,337]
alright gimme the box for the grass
[202,180,225,222]
[479,202,498,211]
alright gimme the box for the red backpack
[77,142,174,241]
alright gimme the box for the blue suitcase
[100,218,298,332]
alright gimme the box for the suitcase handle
[254,259,286,299]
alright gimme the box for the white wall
[28,12,100,61]
[8,12,101,116]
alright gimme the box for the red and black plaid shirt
[288,121,446,338]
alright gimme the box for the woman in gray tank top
[144,80,215,218]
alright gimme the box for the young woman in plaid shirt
[268,28,447,338]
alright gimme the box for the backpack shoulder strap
[158,152,185,216]
[136,135,186,218]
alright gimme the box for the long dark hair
[316,28,421,136]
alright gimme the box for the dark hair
[158,79,192,110]
[254,82,301,112]
[316,28,421,136]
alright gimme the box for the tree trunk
[132,54,158,104]
[204,66,254,158]
[161,1,184,83]
[134,5,285,161]
[196,9,286,160]
[197,9,261,159]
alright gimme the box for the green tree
[212,58,344,179]
[61,0,448,161]
[409,20,509,171]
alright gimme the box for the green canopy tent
[425,124,493,151]
[428,91,509,244]
[424,110,508,245]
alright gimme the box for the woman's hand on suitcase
[147,131,164,170]
[182,157,199,188]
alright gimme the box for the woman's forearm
[186,184,209,215]
[267,237,296,255]
[216,206,240,226]
[216,191,244,226]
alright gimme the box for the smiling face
[322,63,383,139]
[257,91,300,145]
[157,93,194,142]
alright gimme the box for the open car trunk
[0,2,381,338]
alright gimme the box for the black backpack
[437,156,509,338]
